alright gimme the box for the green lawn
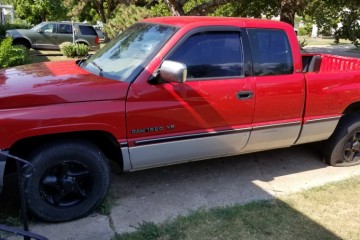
[113,175,360,240]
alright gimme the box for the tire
[24,140,110,222]
[13,39,31,49]
[323,114,360,167]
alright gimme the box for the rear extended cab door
[125,26,256,170]
[241,27,305,152]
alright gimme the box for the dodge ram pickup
[0,17,360,222]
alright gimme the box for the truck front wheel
[324,114,360,166]
[24,140,110,222]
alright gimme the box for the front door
[126,28,256,170]
[33,23,58,49]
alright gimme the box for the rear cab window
[247,29,293,76]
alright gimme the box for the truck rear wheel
[324,114,360,166]
[23,140,110,222]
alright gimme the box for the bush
[0,23,32,37]
[0,37,29,69]
[298,27,309,36]
[60,42,89,58]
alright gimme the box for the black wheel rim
[343,131,360,164]
[40,161,94,208]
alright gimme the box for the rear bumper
[0,152,6,193]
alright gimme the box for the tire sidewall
[24,141,110,222]
[326,115,360,166]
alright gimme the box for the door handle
[237,91,253,100]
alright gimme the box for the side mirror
[159,60,187,83]
[37,30,43,33]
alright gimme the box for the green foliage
[60,42,89,57]
[12,0,69,24]
[147,0,171,16]
[305,0,359,46]
[0,23,32,37]
[334,8,360,47]
[103,4,154,39]
[298,38,307,48]
[298,27,308,36]
[0,37,29,69]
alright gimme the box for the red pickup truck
[1,17,360,222]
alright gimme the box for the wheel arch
[75,40,90,46]
[12,37,32,47]
[7,131,124,173]
[343,102,360,115]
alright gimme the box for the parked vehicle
[5,21,100,50]
[0,16,360,223]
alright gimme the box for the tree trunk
[280,0,296,26]
[164,0,186,16]
[92,0,107,23]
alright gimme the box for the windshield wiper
[90,61,104,77]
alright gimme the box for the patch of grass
[97,190,117,216]
[113,175,360,240]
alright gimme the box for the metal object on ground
[0,151,48,240]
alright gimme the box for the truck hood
[0,61,130,109]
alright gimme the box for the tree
[63,0,148,23]
[12,0,69,24]
[153,0,309,26]
[305,0,360,46]
[103,4,153,38]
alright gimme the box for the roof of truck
[142,16,291,29]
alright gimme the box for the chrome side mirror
[159,60,187,83]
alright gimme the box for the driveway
[2,144,356,240]
[303,44,360,58]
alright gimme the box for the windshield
[31,22,47,31]
[81,23,178,82]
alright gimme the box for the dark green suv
[5,22,100,50]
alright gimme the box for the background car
[5,21,100,50]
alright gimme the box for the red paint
[0,17,359,151]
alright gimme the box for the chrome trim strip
[134,127,252,145]
[305,115,342,123]
[252,121,301,130]
[120,142,128,147]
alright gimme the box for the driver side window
[41,23,56,33]
[167,31,244,80]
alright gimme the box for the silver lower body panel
[129,131,250,170]
[295,117,341,145]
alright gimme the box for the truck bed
[302,54,360,73]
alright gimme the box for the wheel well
[7,131,123,173]
[343,102,360,115]
[75,41,89,46]
[13,38,31,48]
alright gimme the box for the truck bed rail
[320,54,360,72]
